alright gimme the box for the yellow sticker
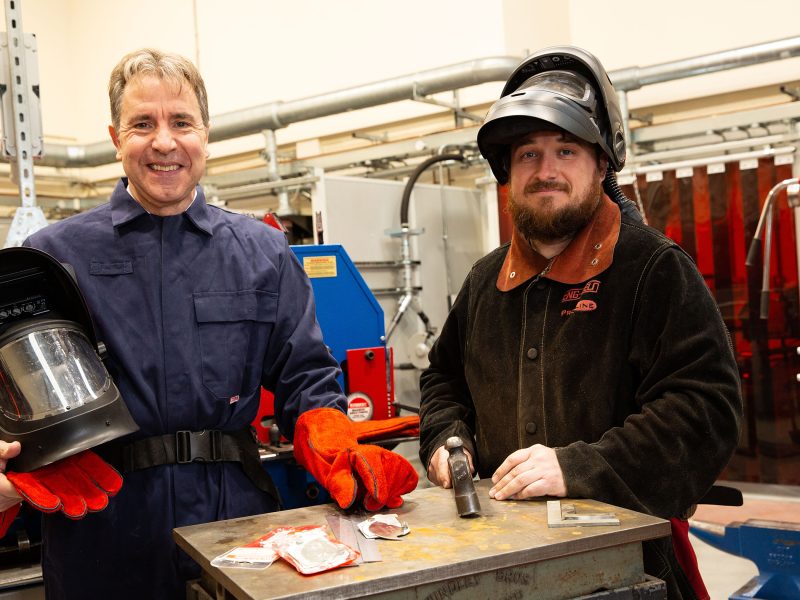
[303,256,337,278]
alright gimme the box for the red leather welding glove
[294,408,361,508]
[294,408,418,510]
[5,450,122,522]
[349,444,418,511]
[350,416,420,442]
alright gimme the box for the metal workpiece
[547,500,620,528]
[445,436,481,518]
[174,480,670,600]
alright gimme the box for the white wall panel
[313,175,485,407]
[1,1,797,154]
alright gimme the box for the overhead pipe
[13,36,800,169]
[26,57,520,168]
[610,36,800,91]
[613,36,800,163]
[630,132,800,164]
[625,145,796,175]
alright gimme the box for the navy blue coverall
[25,179,346,599]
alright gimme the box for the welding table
[174,480,670,600]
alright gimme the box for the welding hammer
[445,436,481,518]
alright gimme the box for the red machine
[252,345,395,444]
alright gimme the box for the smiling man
[0,49,352,600]
[419,46,742,600]
[108,70,209,216]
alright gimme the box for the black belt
[97,429,281,507]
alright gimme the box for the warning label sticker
[302,256,337,278]
[347,394,373,422]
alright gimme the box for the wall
[2,0,798,158]
[568,0,800,110]
[15,0,508,153]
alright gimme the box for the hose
[603,165,644,223]
[400,153,466,226]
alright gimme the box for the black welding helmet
[478,45,626,185]
[0,247,138,472]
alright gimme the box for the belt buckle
[176,430,222,463]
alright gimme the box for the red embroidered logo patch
[562,280,601,303]
[582,280,600,293]
[561,280,601,316]
[573,300,597,312]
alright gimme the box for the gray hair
[108,48,209,130]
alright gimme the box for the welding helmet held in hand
[0,247,138,472]
[477,45,626,185]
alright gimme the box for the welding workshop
[0,1,799,599]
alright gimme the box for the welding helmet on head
[0,247,138,472]
[478,45,626,185]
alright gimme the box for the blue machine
[691,520,800,599]
[289,244,385,391]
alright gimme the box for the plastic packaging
[210,535,279,570]
[265,525,360,575]
[357,514,410,540]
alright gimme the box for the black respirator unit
[0,247,138,472]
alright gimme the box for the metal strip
[548,500,620,528]
[326,515,361,565]
[348,516,382,563]
[325,515,383,564]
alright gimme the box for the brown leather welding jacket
[419,195,742,599]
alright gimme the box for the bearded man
[418,46,742,600]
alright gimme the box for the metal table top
[174,480,670,600]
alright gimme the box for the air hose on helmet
[603,164,644,223]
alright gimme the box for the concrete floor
[691,532,759,600]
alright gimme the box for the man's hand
[0,441,23,512]
[427,444,474,489]
[489,444,566,500]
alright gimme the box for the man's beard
[508,177,603,243]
